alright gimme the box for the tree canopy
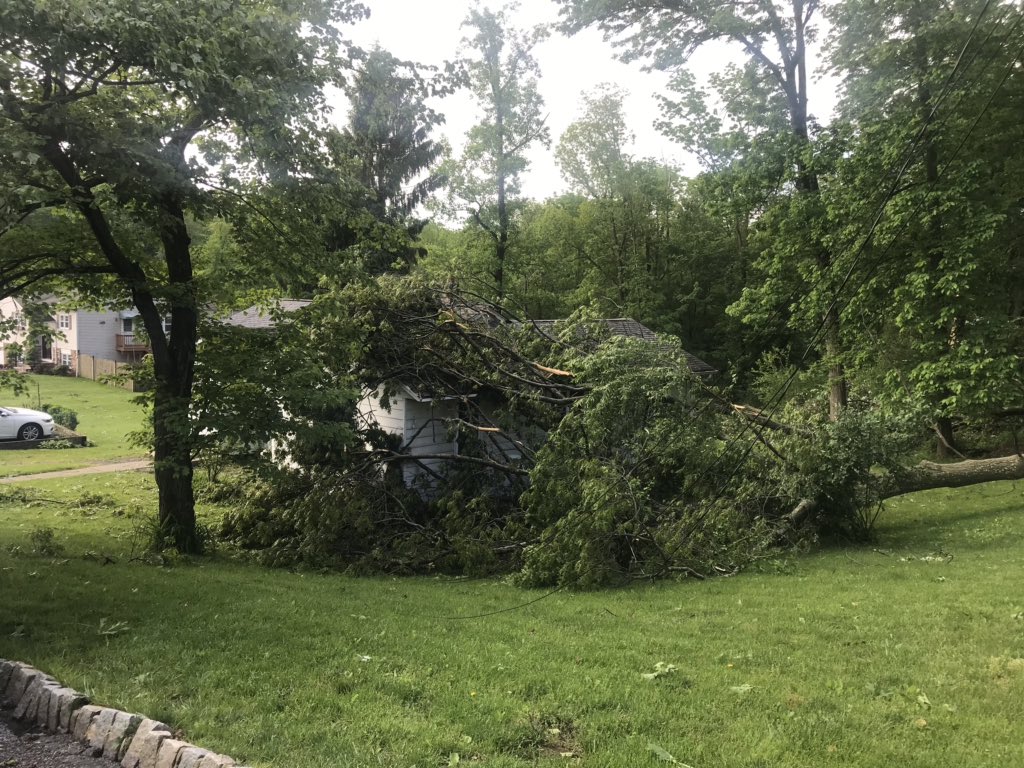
[0,0,369,551]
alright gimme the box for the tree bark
[784,454,1024,532]
[883,454,1024,497]
[148,200,200,553]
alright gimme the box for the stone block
[84,706,119,755]
[30,683,58,724]
[72,704,103,741]
[13,675,45,720]
[175,746,211,768]
[103,711,143,760]
[153,737,189,768]
[0,660,14,694]
[35,682,64,729]
[3,664,39,706]
[120,717,172,768]
[58,688,90,732]
[45,685,68,731]
[196,753,236,768]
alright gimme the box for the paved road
[0,711,112,768]
[0,460,151,484]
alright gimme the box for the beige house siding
[0,297,146,374]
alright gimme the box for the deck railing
[115,333,150,353]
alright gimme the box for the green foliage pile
[220,468,525,575]
[210,282,917,588]
[521,338,770,587]
[41,403,78,431]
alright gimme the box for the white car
[0,407,56,441]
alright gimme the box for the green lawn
[1,375,146,476]
[0,475,1022,768]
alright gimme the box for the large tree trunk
[884,454,1024,497]
[146,200,201,553]
[43,140,200,552]
[494,106,509,301]
[789,3,848,421]
[152,384,199,552]
[785,454,1024,529]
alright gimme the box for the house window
[15,314,27,331]
[163,316,172,335]
[122,317,134,333]
[39,336,52,361]
[60,350,72,368]
[57,313,72,330]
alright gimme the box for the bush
[219,465,525,575]
[30,363,71,376]
[41,403,79,431]
[37,438,77,450]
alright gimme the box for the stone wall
[0,659,249,768]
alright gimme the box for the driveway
[0,460,151,484]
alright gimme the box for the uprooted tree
[211,280,1023,586]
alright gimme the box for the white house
[224,300,716,491]
[0,296,155,373]
[356,385,461,487]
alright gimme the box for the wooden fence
[76,354,146,392]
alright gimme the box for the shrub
[30,363,71,376]
[29,526,64,556]
[41,403,79,431]
[219,466,524,575]
[37,438,77,450]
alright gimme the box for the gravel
[0,711,114,768]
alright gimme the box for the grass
[1,474,1022,767]
[1,375,146,476]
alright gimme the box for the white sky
[338,0,839,200]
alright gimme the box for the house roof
[528,318,717,376]
[224,299,717,377]
[224,299,312,330]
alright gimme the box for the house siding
[356,387,459,489]
[0,297,24,366]
[0,298,141,373]
[402,398,458,487]
[357,387,407,437]
[73,310,122,362]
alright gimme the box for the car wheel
[18,423,43,441]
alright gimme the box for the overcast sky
[338,0,839,200]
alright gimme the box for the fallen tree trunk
[882,454,1024,497]
[783,454,1024,533]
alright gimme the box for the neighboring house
[356,384,460,487]
[224,300,716,490]
[0,296,160,374]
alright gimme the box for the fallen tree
[888,454,1024,495]
[211,281,1023,586]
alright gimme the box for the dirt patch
[0,711,114,768]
